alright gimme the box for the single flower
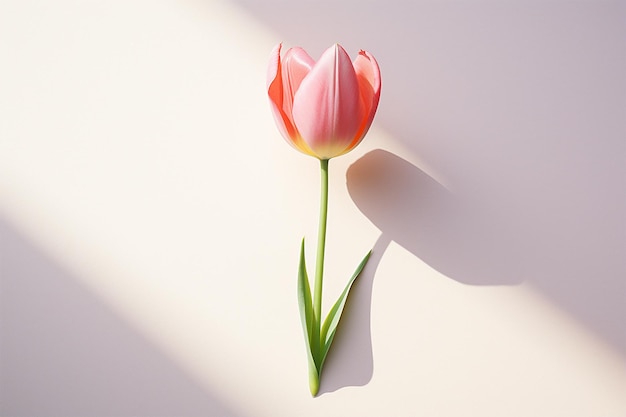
[267,43,380,397]
[267,43,381,160]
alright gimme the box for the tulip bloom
[267,43,381,160]
[267,43,380,397]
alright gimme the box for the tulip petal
[344,50,382,154]
[267,44,316,156]
[282,47,315,117]
[292,44,363,159]
[266,43,282,90]
[267,44,296,141]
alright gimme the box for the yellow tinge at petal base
[267,43,381,160]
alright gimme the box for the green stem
[313,159,329,330]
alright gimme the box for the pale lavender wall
[235,0,626,354]
[1,0,624,415]
[0,219,240,416]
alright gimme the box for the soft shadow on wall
[315,233,387,395]
[347,149,626,354]
[0,218,240,417]
[232,0,626,358]
[348,149,529,286]
[320,148,535,395]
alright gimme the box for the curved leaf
[319,250,371,369]
[297,238,320,395]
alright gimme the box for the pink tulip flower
[267,43,381,160]
[267,43,381,396]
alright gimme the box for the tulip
[267,43,379,396]
[267,43,381,160]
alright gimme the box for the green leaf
[297,238,320,395]
[297,239,314,342]
[318,250,372,369]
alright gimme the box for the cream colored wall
[1,0,625,416]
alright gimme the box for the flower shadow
[348,149,530,286]
[319,148,531,394]
[321,148,626,393]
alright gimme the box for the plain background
[1,0,625,416]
